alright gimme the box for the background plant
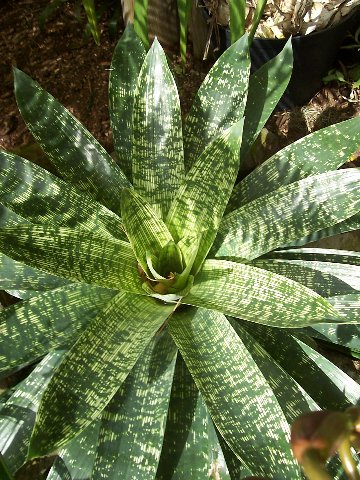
[0,25,360,479]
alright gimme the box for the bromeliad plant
[0,25,360,480]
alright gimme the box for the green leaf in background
[184,259,339,328]
[0,284,116,374]
[14,68,130,215]
[0,453,13,480]
[216,169,360,259]
[177,0,192,63]
[183,34,250,170]
[134,0,149,48]
[109,24,146,180]
[92,332,177,480]
[240,39,293,163]
[166,120,243,273]
[82,0,100,45]
[249,0,268,40]
[229,115,360,211]
[228,0,246,43]
[0,225,143,293]
[0,150,126,240]
[0,351,66,473]
[132,39,184,219]
[169,308,302,479]
[28,293,175,458]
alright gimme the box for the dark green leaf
[14,68,130,214]
[109,24,146,180]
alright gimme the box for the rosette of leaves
[0,25,360,480]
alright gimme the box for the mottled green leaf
[327,293,360,323]
[184,259,339,327]
[121,188,174,273]
[92,332,177,480]
[216,169,360,260]
[0,203,28,228]
[240,40,292,162]
[0,225,143,293]
[229,116,360,211]
[0,351,65,473]
[263,248,360,266]
[46,420,100,480]
[305,321,360,355]
[0,150,125,240]
[110,24,146,179]
[156,355,233,480]
[14,68,130,214]
[242,322,360,410]
[166,120,243,273]
[0,254,69,293]
[0,284,116,374]
[183,34,250,170]
[132,39,184,219]
[169,308,302,479]
[28,293,175,457]
[250,258,358,297]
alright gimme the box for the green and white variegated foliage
[0,24,360,480]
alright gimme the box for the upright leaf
[14,68,130,214]
[0,150,125,240]
[82,0,100,44]
[240,40,292,161]
[216,169,360,260]
[132,39,184,219]
[249,0,268,40]
[177,0,192,63]
[28,292,175,458]
[92,332,177,480]
[0,225,143,293]
[169,308,302,479]
[166,120,243,272]
[121,188,174,272]
[134,0,149,47]
[183,34,250,170]
[228,0,246,43]
[184,259,339,328]
[0,284,116,374]
[109,24,146,180]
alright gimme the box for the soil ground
[1,1,360,478]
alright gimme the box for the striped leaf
[286,212,360,247]
[121,188,174,273]
[215,169,360,260]
[183,34,250,171]
[134,0,149,47]
[0,150,125,240]
[230,320,318,419]
[229,115,360,211]
[82,0,100,44]
[305,321,360,354]
[263,248,360,266]
[0,254,69,293]
[0,203,28,227]
[184,259,339,328]
[46,420,100,480]
[243,322,360,410]
[168,308,302,479]
[0,284,116,374]
[132,39,184,219]
[240,40,293,162]
[327,293,360,323]
[0,351,66,473]
[250,259,358,297]
[109,24,146,180]
[14,68,130,214]
[92,332,177,480]
[166,120,243,273]
[156,355,234,480]
[28,292,175,458]
[0,225,143,293]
